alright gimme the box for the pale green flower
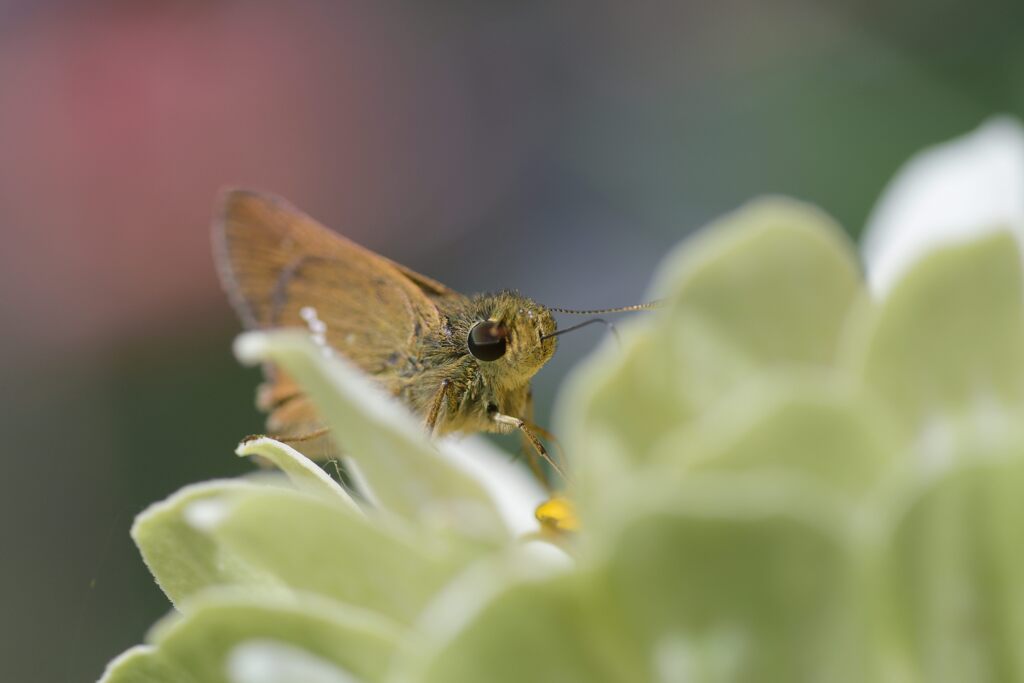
[102,117,1024,683]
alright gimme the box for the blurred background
[1,1,1022,680]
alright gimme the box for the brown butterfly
[213,189,652,486]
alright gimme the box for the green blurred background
[1,1,1022,680]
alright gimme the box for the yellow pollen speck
[535,495,578,533]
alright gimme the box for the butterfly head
[466,292,557,390]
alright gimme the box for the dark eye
[467,321,508,361]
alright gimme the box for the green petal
[109,592,400,683]
[560,197,863,483]
[652,377,896,499]
[208,486,471,624]
[416,475,870,683]
[132,480,288,607]
[856,232,1024,436]
[415,574,640,683]
[560,318,692,468]
[603,494,871,683]
[236,436,361,513]
[98,646,189,683]
[234,330,507,541]
[885,440,1024,681]
[653,197,862,368]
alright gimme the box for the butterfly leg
[520,389,567,475]
[516,389,547,485]
[425,379,452,434]
[514,392,577,531]
[491,412,564,489]
[261,388,336,457]
[274,427,331,443]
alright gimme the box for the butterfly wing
[213,189,453,446]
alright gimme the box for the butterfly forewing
[215,190,444,371]
[213,190,456,447]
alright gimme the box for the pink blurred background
[1,1,1021,680]
[0,2,524,354]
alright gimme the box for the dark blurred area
[1,1,1022,680]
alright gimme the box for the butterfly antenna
[541,318,622,347]
[548,300,662,315]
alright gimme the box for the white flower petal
[436,435,547,536]
[227,640,361,683]
[862,117,1024,295]
[183,498,231,531]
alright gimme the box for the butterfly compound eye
[467,321,508,361]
